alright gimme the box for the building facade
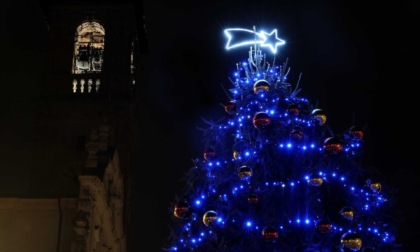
[0,1,147,251]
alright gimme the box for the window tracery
[72,21,105,74]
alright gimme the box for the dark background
[2,0,419,251]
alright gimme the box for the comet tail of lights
[224,27,286,54]
[165,26,400,251]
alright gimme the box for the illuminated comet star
[224,28,286,54]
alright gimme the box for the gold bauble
[238,165,252,180]
[232,141,245,160]
[233,150,240,160]
[203,210,218,226]
[308,177,324,186]
[341,233,362,251]
[311,109,327,126]
[253,79,270,94]
[370,182,382,193]
[340,206,355,221]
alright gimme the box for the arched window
[72,21,105,74]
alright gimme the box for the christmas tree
[164,27,400,252]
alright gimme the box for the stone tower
[0,0,147,251]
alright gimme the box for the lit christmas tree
[164,27,400,252]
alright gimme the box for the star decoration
[260,29,286,54]
[224,27,286,54]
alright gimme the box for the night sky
[2,0,420,251]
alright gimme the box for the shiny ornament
[204,145,216,161]
[238,165,252,180]
[370,182,382,193]
[224,100,236,115]
[311,109,327,126]
[349,125,364,141]
[340,233,362,251]
[247,193,259,204]
[290,126,304,140]
[287,104,300,115]
[253,111,271,129]
[315,219,332,234]
[173,201,190,219]
[203,210,218,226]
[340,206,355,221]
[232,142,245,160]
[308,177,324,186]
[233,150,240,160]
[262,226,279,241]
[323,137,343,154]
[253,79,270,94]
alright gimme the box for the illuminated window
[72,21,105,74]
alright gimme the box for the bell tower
[27,0,146,251]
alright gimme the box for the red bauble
[262,226,279,241]
[253,111,270,129]
[323,137,343,154]
[287,104,300,115]
[173,201,190,219]
[316,219,332,234]
[204,146,216,161]
[290,126,304,140]
[247,193,259,204]
[224,100,236,115]
[349,125,364,141]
